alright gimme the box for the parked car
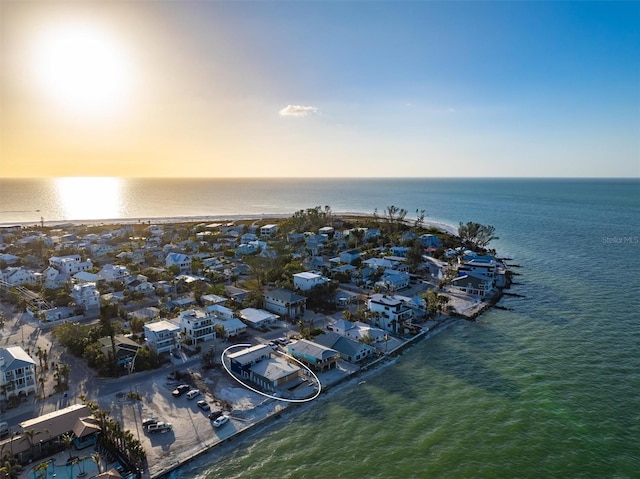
[212,415,229,428]
[197,400,210,411]
[172,384,190,397]
[142,418,158,427]
[208,410,223,421]
[186,389,200,400]
[146,422,172,434]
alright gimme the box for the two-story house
[70,282,100,312]
[293,271,329,291]
[0,346,37,398]
[144,320,181,355]
[264,288,306,321]
[166,252,192,273]
[287,339,339,372]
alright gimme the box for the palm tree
[60,432,74,460]
[21,429,41,461]
[32,460,49,479]
[91,452,102,474]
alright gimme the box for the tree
[406,240,424,272]
[458,222,498,249]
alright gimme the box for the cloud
[279,105,318,117]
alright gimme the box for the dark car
[208,410,223,421]
[172,384,190,397]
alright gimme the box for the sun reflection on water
[54,177,123,220]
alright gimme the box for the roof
[314,332,370,358]
[72,416,102,438]
[20,404,91,437]
[264,288,306,304]
[227,344,271,366]
[293,271,323,280]
[368,293,403,307]
[144,320,180,334]
[240,308,278,325]
[251,358,300,381]
[96,469,123,479]
[0,346,36,372]
[288,339,339,361]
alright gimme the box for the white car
[186,389,200,400]
[212,415,229,428]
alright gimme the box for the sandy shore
[3,213,459,236]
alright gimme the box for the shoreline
[150,316,462,479]
[0,212,460,236]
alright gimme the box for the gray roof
[314,332,370,359]
[250,358,300,381]
[288,339,339,361]
[265,288,306,304]
[0,346,36,372]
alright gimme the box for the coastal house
[287,339,339,372]
[144,320,180,355]
[260,224,278,239]
[314,332,374,364]
[98,335,141,366]
[0,253,20,265]
[264,288,306,321]
[97,264,130,283]
[0,346,37,398]
[339,249,361,264]
[179,308,216,343]
[201,294,228,306]
[331,319,387,343]
[293,271,329,291]
[165,252,192,273]
[377,270,411,292]
[367,293,414,335]
[0,267,37,287]
[250,358,301,391]
[70,282,100,312]
[212,316,247,338]
[450,272,493,297]
[48,255,93,275]
[125,274,155,294]
[228,344,272,379]
[240,308,279,329]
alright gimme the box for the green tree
[458,222,499,249]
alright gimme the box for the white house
[97,264,130,283]
[332,319,387,343]
[0,346,37,398]
[70,282,100,312]
[125,274,155,294]
[49,255,93,275]
[144,320,180,354]
[43,266,67,289]
[339,249,361,264]
[165,253,192,273]
[293,271,329,291]
[0,267,36,287]
[367,293,414,335]
[240,308,279,329]
[377,270,411,292]
[179,309,215,343]
[260,224,278,239]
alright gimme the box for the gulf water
[1,178,639,478]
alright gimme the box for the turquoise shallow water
[2,178,639,477]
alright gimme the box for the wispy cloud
[279,105,318,117]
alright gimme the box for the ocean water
[1,177,639,478]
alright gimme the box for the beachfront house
[0,346,37,398]
[228,344,272,379]
[287,339,340,372]
[264,288,306,321]
[144,320,180,355]
[250,358,301,391]
[367,293,414,335]
[165,252,192,273]
[450,272,493,297]
[314,332,375,364]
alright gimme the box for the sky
[0,0,638,178]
